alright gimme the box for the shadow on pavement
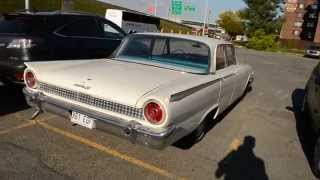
[215,136,269,180]
[0,85,29,116]
[288,89,317,176]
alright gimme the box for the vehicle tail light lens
[7,39,35,49]
[25,71,37,88]
[15,72,24,81]
[144,102,164,124]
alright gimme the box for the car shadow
[287,89,317,175]
[0,85,29,116]
[214,136,269,180]
[173,94,244,150]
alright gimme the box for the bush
[247,29,277,51]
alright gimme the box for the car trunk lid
[28,59,192,107]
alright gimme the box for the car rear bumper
[23,88,177,150]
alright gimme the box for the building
[181,20,229,39]
[280,0,320,49]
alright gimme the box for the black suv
[0,11,126,86]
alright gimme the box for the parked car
[305,45,320,58]
[23,33,254,150]
[0,11,126,86]
[303,62,320,176]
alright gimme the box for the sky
[98,0,246,23]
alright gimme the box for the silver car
[305,45,320,58]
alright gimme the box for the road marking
[0,121,36,135]
[0,117,50,136]
[227,138,241,153]
[38,121,186,180]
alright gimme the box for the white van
[106,9,159,33]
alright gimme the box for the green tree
[247,29,277,50]
[217,11,244,38]
[240,0,284,35]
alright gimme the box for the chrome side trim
[170,79,221,102]
[170,73,237,102]
[223,73,236,80]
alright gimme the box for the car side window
[216,45,226,70]
[99,21,124,39]
[57,18,102,37]
[225,45,236,66]
[152,38,168,56]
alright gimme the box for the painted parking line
[227,138,241,153]
[0,121,36,135]
[38,121,186,180]
[0,116,51,136]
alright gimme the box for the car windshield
[115,35,210,74]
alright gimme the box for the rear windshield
[0,16,46,35]
[115,35,210,74]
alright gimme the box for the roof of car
[6,10,99,17]
[135,32,232,47]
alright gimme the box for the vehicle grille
[38,82,144,119]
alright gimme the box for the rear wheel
[185,120,208,144]
[174,120,208,149]
[190,120,207,143]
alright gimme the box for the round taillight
[25,71,36,88]
[144,102,164,124]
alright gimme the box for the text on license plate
[71,112,96,129]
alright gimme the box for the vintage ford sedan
[23,33,254,149]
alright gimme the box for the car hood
[28,59,191,107]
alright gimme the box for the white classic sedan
[23,33,254,149]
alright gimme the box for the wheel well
[201,106,219,123]
[246,74,254,88]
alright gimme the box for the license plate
[71,112,96,129]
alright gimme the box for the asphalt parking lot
[0,49,319,180]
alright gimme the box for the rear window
[116,35,210,74]
[0,16,46,35]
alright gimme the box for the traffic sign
[184,5,196,12]
[171,0,183,15]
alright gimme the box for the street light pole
[154,0,157,16]
[25,0,30,10]
[202,0,209,36]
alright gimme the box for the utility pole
[202,0,209,36]
[154,0,157,16]
[25,0,30,11]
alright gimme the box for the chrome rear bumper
[23,88,177,150]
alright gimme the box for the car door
[97,19,125,57]
[54,18,105,59]
[50,17,79,60]
[225,45,245,102]
[215,44,238,112]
